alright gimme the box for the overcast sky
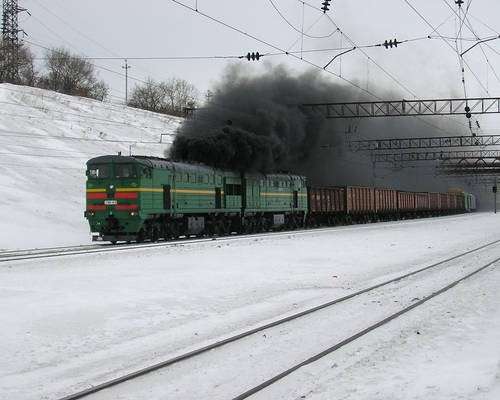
[17,0,500,125]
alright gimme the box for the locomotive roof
[87,155,306,180]
[87,155,212,173]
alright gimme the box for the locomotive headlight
[130,212,137,216]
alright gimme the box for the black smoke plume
[169,64,361,173]
[169,64,473,197]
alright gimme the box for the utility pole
[1,0,28,83]
[122,59,131,104]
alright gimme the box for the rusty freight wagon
[374,188,398,215]
[307,186,346,225]
[397,191,416,213]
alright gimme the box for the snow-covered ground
[1,213,499,400]
[0,83,182,250]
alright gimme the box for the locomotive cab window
[115,164,137,178]
[88,165,110,179]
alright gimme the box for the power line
[0,162,82,170]
[1,0,29,82]
[31,54,246,61]
[0,84,182,123]
[403,0,490,95]
[171,0,468,137]
[170,0,383,100]
[29,0,163,83]
[0,142,108,153]
[0,102,175,131]
[0,128,169,144]
[24,15,155,98]
[439,2,500,87]
[32,0,120,58]
[25,39,151,86]
[309,5,470,134]
[26,36,437,62]
[0,151,93,158]
[267,0,337,39]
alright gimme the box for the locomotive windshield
[115,164,137,179]
[87,163,138,179]
[88,164,110,179]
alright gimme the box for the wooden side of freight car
[429,193,441,210]
[439,193,450,210]
[374,188,398,213]
[308,187,345,213]
[397,191,416,211]
[415,193,430,210]
[346,186,375,214]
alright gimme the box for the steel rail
[0,244,106,258]
[55,238,500,400]
[232,257,500,399]
[1,216,470,263]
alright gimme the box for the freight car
[85,155,476,243]
[307,186,472,226]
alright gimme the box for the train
[85,155,476,244]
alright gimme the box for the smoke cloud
[169,64,362,173]
[169,63,472,195]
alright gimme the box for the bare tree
[128,77,198,116]
[0,40,37,85]
[128,78,164,112]
[38,48,109,101]
[161,77,198,114]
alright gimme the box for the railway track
[56,238,500,400]
[0,214,472,263]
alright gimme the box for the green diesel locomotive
[85,155,308,243]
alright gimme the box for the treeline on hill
[127,77,198,117]
[0,41,199,115]
[0,41,108,100]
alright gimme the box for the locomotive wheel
[151,227,159,242]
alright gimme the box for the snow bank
[0,83,183,249]
[1,213,500,399]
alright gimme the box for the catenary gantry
[349,134,500,152]
[302,97,500,118]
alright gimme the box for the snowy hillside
[0,84,183,250]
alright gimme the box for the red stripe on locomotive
[87,205,106,211]
[86,193,107,200]
[115,192,139,199]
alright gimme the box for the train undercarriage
[95,208,462,244]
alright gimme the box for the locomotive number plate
[104,200,117,205]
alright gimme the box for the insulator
[321,0,331,13]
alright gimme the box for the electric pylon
[1,0,27,83]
